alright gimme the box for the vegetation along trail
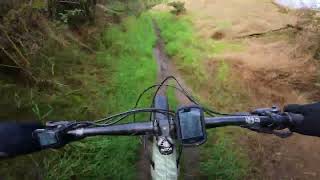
[0,1,159,178]
[2,0,320,179]
[152,0,320,179]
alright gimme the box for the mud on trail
[183,0,320,179]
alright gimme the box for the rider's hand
[0,122,44,158]
[284,102,320,137]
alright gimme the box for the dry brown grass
[177,0,320,179]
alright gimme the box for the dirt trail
[181,0,320,179]
[137,20,200,180]
[153,21,201,179]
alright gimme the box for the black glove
[284,102,320,137]
[0,122,44,158]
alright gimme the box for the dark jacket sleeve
[284,102,320,137]
[0,122,44,158]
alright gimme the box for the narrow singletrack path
[153,20,200,180]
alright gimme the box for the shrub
[168,1,186,15]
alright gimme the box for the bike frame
[151,95,178,180]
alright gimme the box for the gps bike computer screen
[177,106,206,146]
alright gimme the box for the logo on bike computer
[245,116,260,124]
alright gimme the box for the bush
[59,9,87,28]
[168,1,186,15]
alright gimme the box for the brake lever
[34,121,78,149]
[272,129,293,138]
[246,106,293,138]
[243,125,293,138]
[252,106,280,115]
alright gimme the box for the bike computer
[176,106,207,146]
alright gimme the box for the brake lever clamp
[251,106,280,115]
[272,130,293,138]
[252,106,287,129]
[249,106,293,138]
[34,121,77,149]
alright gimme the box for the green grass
[153,12,242,90]
[152,12,251,179]
[0,7,251,179]
[153,11,248,111]
[31,0,46,9]
[0,39,111,180]
[201,129,250,180]
[208,60,250,112]
[153,13,206,73]
[43,14,157,180]
[0,13,157,180]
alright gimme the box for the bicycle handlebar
[206,113,303,128]
[33,109,304,151]
[67,122,155,136]
[66,113,304,138]
[205,116,257,128]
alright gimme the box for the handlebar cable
[103,110,175,126]
[133,84,193,122]
[203,107,233,116]
[152,76,232,115]
[132,82,229,119]
[94,108,175,124]
[149,76,192,112]
[46,121,99,134]
[146,76,195,166]
[139,76,231,122]
[129,76,232,163]
[165,77,233,116]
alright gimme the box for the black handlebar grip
[286,112,304,128]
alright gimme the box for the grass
[43,13,157,180]
[153,11,248,110]
[153,13,206,71]
[152,11,251,179]
[0,6,251,179]
[153,12,242,90]
[201,128,250,180]
[0,13,157,179]
[31,0,46,9]
[0,39,111,179]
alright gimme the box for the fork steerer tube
[68,122,155,137]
